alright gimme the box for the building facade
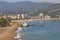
[45,15,50,19]
[39,13,44,19]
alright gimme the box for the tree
[0,18,9,27]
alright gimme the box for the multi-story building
[39,13,44,19]
[21,14,30,19]
[0,14,30,20]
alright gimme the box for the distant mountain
[40,3,60,18]
[42,3,60,12]
[0,1,52,14]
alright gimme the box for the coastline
[12,18,60,23]
[0,19,30,40]
[0,25,19,40]
[0,18,60,40]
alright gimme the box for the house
[45,15,50,19]
[59,15,60,20]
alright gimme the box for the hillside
[0,1,60,17]
[42,3,60,12]
[0,1,51,14]
[41,3,60,18]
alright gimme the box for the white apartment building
[21,14,30,19]
[39,13,44,19]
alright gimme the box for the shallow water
[15,20,60,40]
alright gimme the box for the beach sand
[0,19,29,40]
[0,18,59,40]
[0,25,19,40]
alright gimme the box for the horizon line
[0,1,59,3]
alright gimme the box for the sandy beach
[0,18,60,40]
[0,25,19,40]
[0,19,29,40]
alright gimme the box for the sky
[0,0,60,3]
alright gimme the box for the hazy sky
[0,0,60,3]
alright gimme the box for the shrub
[0,18,9,27]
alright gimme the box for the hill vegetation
[0,18,9,27]
[0,1,51,14]
[41,3,60,18]
[0,1,60,17]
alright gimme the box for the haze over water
[18,20,60,40]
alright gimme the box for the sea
[14,20,60,40]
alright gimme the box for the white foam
[19,39,22,40]
[14,34,21,39]
[14,27,23,40]
[23,22,28,27]
[16,27,22,33]
[18,27,22,30]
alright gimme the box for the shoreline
[12,18,60,23]
[0,25,19,40]
[0,18,60,40]
[0,19,30,40]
